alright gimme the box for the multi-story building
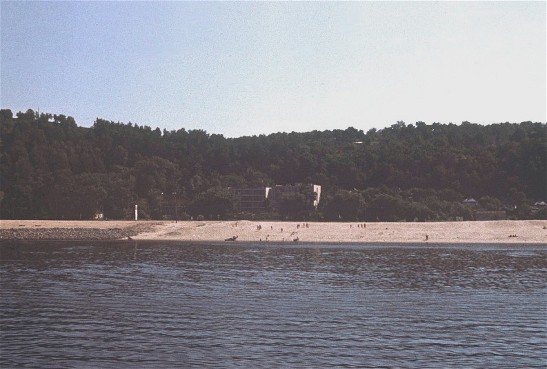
[268,184,321,209]
[231,187,270,212]
[231,184,321,213]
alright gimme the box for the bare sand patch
[133,220,547,244]
[1,219,545,243]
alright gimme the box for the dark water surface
[1,241,545,368]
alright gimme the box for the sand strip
[1,220,545,244]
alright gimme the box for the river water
[0,241,545,368]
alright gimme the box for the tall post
[135,204,138,221]
[173,192,178,223]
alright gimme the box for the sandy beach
[0,219,545,244]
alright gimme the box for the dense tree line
[0,109,545,220]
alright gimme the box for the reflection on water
[1,241,545,368]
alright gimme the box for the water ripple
[1,241,546,368]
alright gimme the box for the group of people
[231,222,317,242]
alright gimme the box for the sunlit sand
[2,220,544,244]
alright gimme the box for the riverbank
[0,221,157,241]
[0,220,545,244]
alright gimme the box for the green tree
[479,196,502,211]
[321,190,364,221]
[366,194,406,221]
[0,109,545,221]
[278,188,316,220]
[190,188,236,219]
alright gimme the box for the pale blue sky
[1,1,545,137]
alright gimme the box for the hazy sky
[1,1,545,137]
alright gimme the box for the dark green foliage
[190,188,236,219]
[479,196,503,211]
[0,108,545,220]
[278,188,316,220]
[532,207,547,220]
[366,194,407,222]
[321,190,365,221]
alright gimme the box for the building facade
[231,187,270,212]
[268,184,321,210]
[231,184,321,213]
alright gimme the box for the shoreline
[0,220,545,244]
[0,221,158,241]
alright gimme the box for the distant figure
[281,228,283,232]
[297,224,300,229]
[293,237,299,242]
[225,235,238,242]
[127,236,132,240]
[425,234,429,241]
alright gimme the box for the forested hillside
[0,109,545,220]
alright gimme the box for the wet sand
[1,220,545,244]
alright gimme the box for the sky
[1,1,545,138]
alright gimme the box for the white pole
[135,204,138,221]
